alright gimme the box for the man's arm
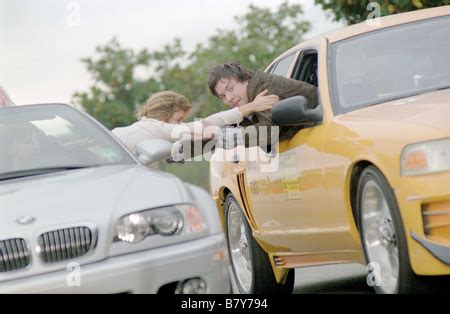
[240,111,302,149]
[248,71,318,108]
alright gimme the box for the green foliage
[165,160,210,191]
[315,0,450,25]
[72,38,156,128]
[184,2,311,118]
[72,1,312,189]
[73,1,311,127]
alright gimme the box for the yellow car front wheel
[357,166,426,294]
[224,194,294,294]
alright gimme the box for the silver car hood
[0,165,191,282]
[0,165,186,231]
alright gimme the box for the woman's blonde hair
[136,91,191,122]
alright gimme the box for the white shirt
[111,107,243,153]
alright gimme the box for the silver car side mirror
[135,138,173,165]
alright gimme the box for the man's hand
[238,89,279,116]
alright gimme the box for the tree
[72,1,312,189]
[73,1,311,127]
[72,38,152,128]
[184,1,311,118]
[315,0,450,25]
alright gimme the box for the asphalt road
[231,263,449,294]
[230,263,374,294]
[293,263,374,294]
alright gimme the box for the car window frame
[269,52,296,77]
[292,49,319,87]
[290,46,323,113]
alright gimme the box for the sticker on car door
[280,153,302,200]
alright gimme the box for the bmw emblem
[16,216,36,225]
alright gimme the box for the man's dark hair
[208,62,254,97]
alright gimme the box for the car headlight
[114,204,205,243]
[115,213,152,243]
[151,212,184,236]
[401,138,450,176]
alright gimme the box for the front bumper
[395,171,450,275]
[0,234,230,294]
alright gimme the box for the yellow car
[209,6,450,294]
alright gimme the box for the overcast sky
[0,0,344,105]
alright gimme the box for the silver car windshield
[331,15,450,114]
[0,104,135,178]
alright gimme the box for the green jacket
[240,70,319,148]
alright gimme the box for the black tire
[224,194,294,294]
[357,166,425,294]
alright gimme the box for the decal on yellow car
[280,154,302,200]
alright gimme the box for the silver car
[0,104,230,294]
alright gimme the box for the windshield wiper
[0,166,95,181]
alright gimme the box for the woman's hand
[202,124,221,139]
[238,89,279,116]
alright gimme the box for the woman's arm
[148,90,280,142]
